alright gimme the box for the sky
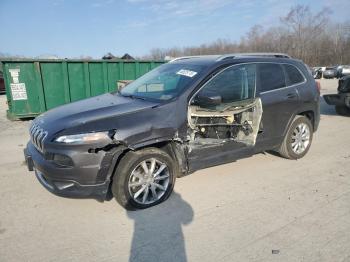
[0,0,349,58]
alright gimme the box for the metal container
[1,59,164,120]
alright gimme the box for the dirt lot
[0,79,349,262]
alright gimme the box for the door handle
[286,93,297,99]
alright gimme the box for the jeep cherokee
[24,53,320,210]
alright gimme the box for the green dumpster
[1,59,165,120]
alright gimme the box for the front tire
[112,148,177,210]
[278,115,313,159]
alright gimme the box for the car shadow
[127,191,194,262]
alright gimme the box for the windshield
[119,63,206,101]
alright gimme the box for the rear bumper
[324,93,350,107]
[24,142,125,200]
[323,75,335,79]
[314,103,321,132]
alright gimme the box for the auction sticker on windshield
[176,69,197,78]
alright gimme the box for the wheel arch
[298,110,315,130]
[133,140,188,177]
[107,140,188,196]
[283,109,316,139]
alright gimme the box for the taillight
[315,81,321,94]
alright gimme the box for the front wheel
[112,148,177,210]
[278,115,313,159]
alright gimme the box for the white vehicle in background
[341,65,350,77]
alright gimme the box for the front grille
[29,123,48,152]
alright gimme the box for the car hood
[33,93,160,135]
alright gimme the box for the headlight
[55,131,110,144]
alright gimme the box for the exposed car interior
[188,64,262,146]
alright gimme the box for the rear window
[284,64,305,85]
[258,63,285,92]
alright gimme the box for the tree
[280,5,330,64]
[145,5,350,66]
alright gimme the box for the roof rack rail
[169,56,202,63]
[169,55,220,63]
[217,53,291,61]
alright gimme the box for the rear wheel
[278,115,313,159]
[335,105,350,116]
[112,148,176,210]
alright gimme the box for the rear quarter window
[283,64,305,85]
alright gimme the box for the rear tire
[111,148,177,210]
[278,115,313,160]
[335,105,350,116]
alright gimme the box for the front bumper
[24,142,125,200]
[33,167,110,200]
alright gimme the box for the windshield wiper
[118,92,146,101]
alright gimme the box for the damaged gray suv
[24,53,320,210]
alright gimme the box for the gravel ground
[0,79,349,262]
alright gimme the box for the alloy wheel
[291,123,310,154]
[128,158,170,205]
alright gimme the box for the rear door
[255,63,301,149]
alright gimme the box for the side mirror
[193,90,222,107]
